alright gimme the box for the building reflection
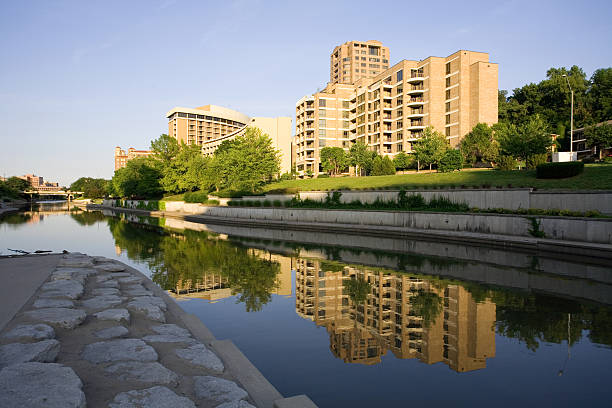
[295,259,496,372]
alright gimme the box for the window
[446,114,451,124]
[319,109,326,117]
[355,56,359,60]
[446,89,451,100]
[343,121,349,128]
[342,110,349,118]
[446,127,451,136]
[319,129,326,137]
[398,143,403,151]
[397,70,403,82]
[342,101,350,109]
[319,138,326,147]
[446,102,451,112]
[319,99,326,107]
[319,119,326,127]
[369,46,379,55]
[446,77,451,87]
[361,63,366,67]
[446,62,451,74]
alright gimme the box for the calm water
[1,203,612,407]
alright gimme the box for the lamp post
[562,74,574,160]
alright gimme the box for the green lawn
[262,164,612,193]
[161,193,186,201]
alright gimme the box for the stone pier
[0,253,316,408]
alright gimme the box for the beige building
[295,259,496,372]
[114,147,153,171]
[330,40,390,85]
[166,105,293,174]
[295,41,498,175]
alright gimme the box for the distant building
[114,147,154,171]
[166,105,293,174]
[18,174,61,192]
[295,40,498,176]
[571,119,612,159]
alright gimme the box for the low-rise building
[114,147,153,171]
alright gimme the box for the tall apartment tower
[295,42,498,176]
[330,40,390,85]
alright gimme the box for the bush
[262,200,271,207]
[397,190,425,209]
[272,200,282,207]
[526,153,548,169]
[536,161,584,179]
[184,191,209,203]
[317,173,330,178]
[438,150,464,172]
[496,155,517,171]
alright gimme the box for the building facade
[114,147,153,171]
[18,174,61,192]
[166,105,293,174]
[330,40,390,85]
[295,41,498,176]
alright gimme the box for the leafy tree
[5,176,30,191]
[110,157,162,198]
[393,151,414,171]
[438,149,463,172]
[412,127,448,171]
[409,290,443,328]
[371,156,383,176]
[345,276,371,306]
[370,155,395,176]
[205,127,280,193]
[584,123,612,159]
[381,156,396,175]
[348,141,371,176]
[587,68,612,123]
[150,134,180,164]
[460,123,499,165]
[69,177,109,198]
[320,147,348,176]
[159,143,208,194]
[494,115,554,166]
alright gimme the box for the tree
[348,141,371,176]
[205,127,280,193]
[587,68,612,123]
[584,123,612,159]
[495,115,554,167]
[159,143,208,194]
[4,176,30,192]
[69,177,109,198]
[110,157,162,198]
[412,127,448,171]
[320,147,348,176]
[150,134,180,164]
[460,123,499,165]
[393,151,414,171]
[371,155,383,176]
[438,149,464,172]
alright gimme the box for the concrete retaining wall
[225,189,612,214]
[101,200,612,245]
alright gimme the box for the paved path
[0,255,60,331]
[0,253,316,407]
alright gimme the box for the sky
[1,0,611,186]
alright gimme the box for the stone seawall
[0,253,316,408]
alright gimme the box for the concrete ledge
[274,395,318,408]
[211,339,283,408]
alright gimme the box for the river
[1,202,611,407]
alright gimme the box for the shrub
[325,191,342,206]
[262,200,271,207]
[496,155,517,171]
[428,196,469,212]
[536,161,584,179]
[272,200,282,207]
[397,190,425,209]
[526,153,548,169]
[438,149,464,172]
[317,173,330,178]
[252,200,262,207]
[184,191,209,203]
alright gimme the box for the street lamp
[562,74,574,160]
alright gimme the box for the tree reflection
[70,210,107,226]
[107,217,280,312]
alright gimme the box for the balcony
[406,109,424,118]
[408,69,424,82]
[406,85,424,95]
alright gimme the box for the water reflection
[102,211,612,375]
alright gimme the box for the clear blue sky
[1,0,611,185]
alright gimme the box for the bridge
[22,190,84,202]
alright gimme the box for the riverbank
[0,252,316,408]
[92,204,612,261]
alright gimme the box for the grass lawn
[161,193,185,201]
[262,164,612,193]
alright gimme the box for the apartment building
[294,259,496,372]
[166,105,293,174]
[330,40,390,85]
[114,147,153,171]
[295,41,498,175]
[18,174,61,192]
